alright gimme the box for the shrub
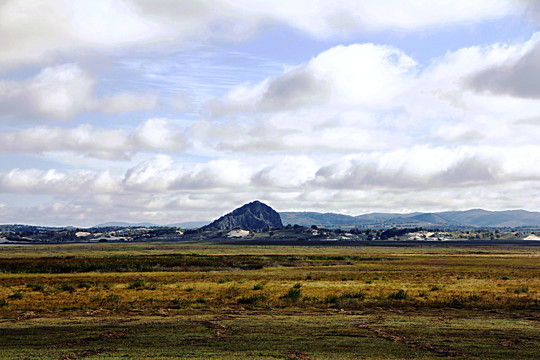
[419,290,430,297]
[0,298,8,307]
[430,285,443,291]
[225,286,240,299]
[104,294,119,302]
[60,282,76,293]
[172,298,192,308]
[282,288,302,302]
[324,295,340,304]
[237,294,267,305]
[293,283,302,289]
[27,283,46,292]
[387,289,414,300]
[100,281,113,289]
[128,279,146,290]
[514,286,529,294]
[195,297,207,304]
[8,291,24,300]
[218,277,234,284]
[342,290,366,300]
[253,283,264,290]
[467,294,480,302]
[501,275,512,280]
[78,281,92,289]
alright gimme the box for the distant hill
[280,212,359,228]
[203,200,283,230]
[92,208,540,230]
[280,209,540,229]
[93,222,158,228]
[168,221,210,229]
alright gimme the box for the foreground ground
[0,242,538,359]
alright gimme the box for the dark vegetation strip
[0,254,391,273]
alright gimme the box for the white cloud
[130,118,187,153]
[208,43,417,115]
[2,144,540,226]
[0,63,160,121]
[122,154,178,190]
[0,64,95,120]
[4,1,540,225]
[196,35,540,157]
[168,91,194,112]
[229,0,515,37]
[0,118,187,160]
[95,91,160,114]
[0,168,119,194]
[251,156,318,187]
[0,0,522,69]
[4,145,539,196]
[0,0,164,69]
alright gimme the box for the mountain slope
[280,212,359,228]
[280,209,540,228]
[93,222,158,228]
[204,200,283,230]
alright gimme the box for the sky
[2,0,540,227]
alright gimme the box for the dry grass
[0,243,538,358]
[0,243,538,313]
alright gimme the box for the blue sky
[1,0,540,226]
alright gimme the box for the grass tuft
[514,286,529,294]
[253,283,264,290]
[27,282,47,292]
[282,287,302,302]
[8,291,24,300]
[237,294,268,305]
[387,289,414,301]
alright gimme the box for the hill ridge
[280,209,540,229]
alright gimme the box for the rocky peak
[203,200,283,230]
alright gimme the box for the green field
[0,242,538,359]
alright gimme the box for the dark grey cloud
[519,0,540,25]
[429,157,501,187]
[467,43,540,98]
[312,157,505,190]
[256,68,330,112]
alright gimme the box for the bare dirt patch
[197,320,231,338]
[357,324,464,357]
[283,350,313,360]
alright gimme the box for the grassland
[0,242,538,359]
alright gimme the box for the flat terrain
[0,242,538,359]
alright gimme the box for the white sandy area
[523,234,540,240]
[227,230,250,238]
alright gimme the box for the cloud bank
[2,1,540,226]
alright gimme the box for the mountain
[167,221,210,229]
[280,212,359,228]
[434,209,540,227]
[93,222,158,228]
[355,212,421,221]
[280,209,540,229]
[203,200,283,230]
